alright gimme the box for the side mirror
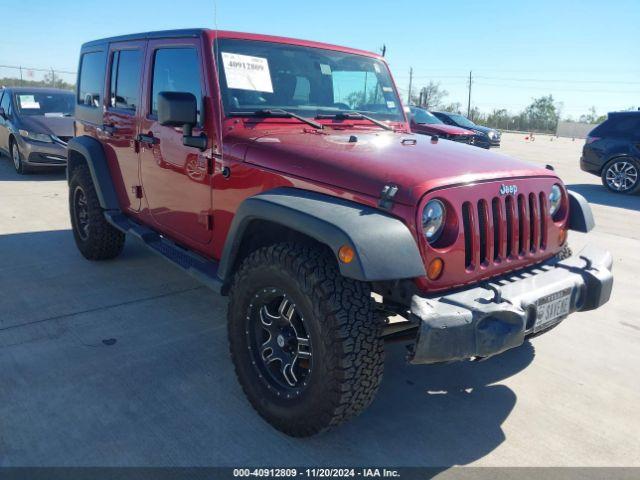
[157,91,207,150]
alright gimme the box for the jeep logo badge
[499,184,518,195]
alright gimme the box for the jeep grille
[461,192,549,270]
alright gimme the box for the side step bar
[105,211,224,294]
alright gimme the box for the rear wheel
[601,158,640,194]
[10,139,28,175]
[228,243,384,437]
[69,165,125,260]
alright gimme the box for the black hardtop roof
[609,110,640,116]
[81,28,206,48]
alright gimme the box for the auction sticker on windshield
[221,52,273,93]
[17,95,40,109]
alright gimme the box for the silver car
[0,87,74,174]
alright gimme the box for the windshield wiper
[315,111,392,131]
[229,109,323,130]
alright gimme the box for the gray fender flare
[218,188,426,282]
[67,136,120,211]
[567,190,595,233]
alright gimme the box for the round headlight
[423,199,445,244]
[549,184,562,216]
[487,131,495,139]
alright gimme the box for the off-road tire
[69,165,125,260]
[601,157,640,195]
[10,139,29,175]
[228,243,385,437]
[555,244,573,261]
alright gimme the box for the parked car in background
[432,111,501,148]
[0,87,74,174]
[581,111,640,194]
[408,106,475,145]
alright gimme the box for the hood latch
[379,184,399,210]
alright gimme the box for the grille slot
[478,200,488,265]
[462,202,473,269]
[517,194,526,255]
[491,198,501,261]
[539,192,547,249]
[529,193,538,252]
[505,196,514,257]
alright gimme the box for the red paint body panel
[77,29,568,293]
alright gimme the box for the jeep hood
[235,129,554,205]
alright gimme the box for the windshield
[411,107,443,125]
[14,91,74,116]
[448,113,476,128]
[215,39,405,123]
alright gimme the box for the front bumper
[409,244,613,364]
[18,137,67,166]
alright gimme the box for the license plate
[534,288,572,333]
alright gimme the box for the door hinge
[131,185,143,199]
[199,212,214,230]
[207,157,214,175]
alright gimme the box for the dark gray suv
[0,87,74,174]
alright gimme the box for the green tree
[523,95,559,132]
[415,81,448,110]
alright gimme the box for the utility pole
[467,70,472,118]
[407,67,413,106]
[51,68,55,87]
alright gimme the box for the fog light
[338,245,355,264]
[427,257,444,280]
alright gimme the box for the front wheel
[601,158,640,194]
[69,165,125,260]
[228,243,384,437]
[10,139,28,175]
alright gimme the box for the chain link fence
[0,65,76,91]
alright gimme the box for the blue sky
[1,0,637,118]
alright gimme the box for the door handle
[137,133,159,145]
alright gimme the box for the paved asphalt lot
[1,132,639,467]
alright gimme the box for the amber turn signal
[338,245,355,264]
[427,257,444,280]
[559,228,568,246]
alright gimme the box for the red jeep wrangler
[68,29,613,437]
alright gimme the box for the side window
[151,47,202,122]
[109,49,142,112]
[78,51,105,107]
[0,91,9,112]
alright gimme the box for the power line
[475,75,640,85]
[0,64,76,75]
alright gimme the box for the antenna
[213,0,224,167]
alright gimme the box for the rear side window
[109,49,143,112]
[593,115,640,138]
[151,48,202,121]
[78,51,105,107]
